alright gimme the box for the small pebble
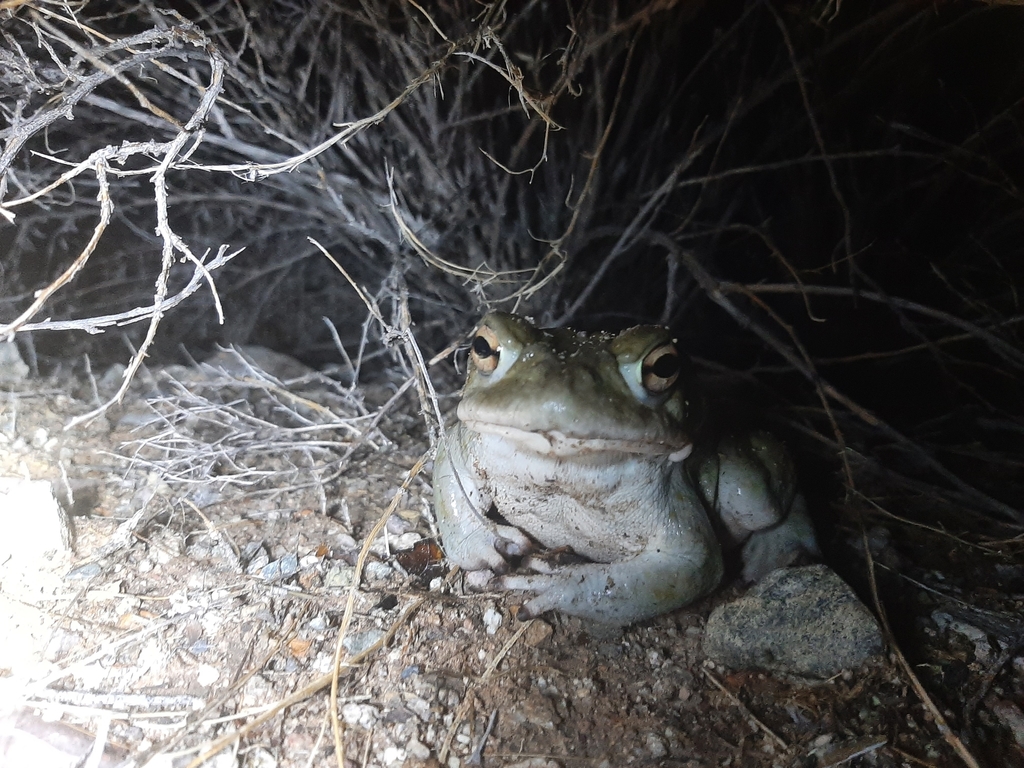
[365,560,393,581]
[343,629,385,656]
[66,562,102,580]
[406,738,431,759]
[197,664,220,686]
[464,570,493,591]
[482,606,502,635]
[341,702,379,729]
[325,565,354,588]
[524,620,553,647]
[259,553,299,581]
[646,732,667,758]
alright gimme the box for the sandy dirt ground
[1,349,1022,768]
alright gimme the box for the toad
[433,313,818,624]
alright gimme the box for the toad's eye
[469,326,501,374]
[641,343,681,393]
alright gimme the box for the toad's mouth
[462,421,693,462]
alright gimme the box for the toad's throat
[462,421,693,462]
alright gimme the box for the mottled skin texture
[434,313,819,624]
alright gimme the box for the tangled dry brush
[1,0,1024,534]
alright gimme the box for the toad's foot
[441,521,533,575]
[500,545,722,625]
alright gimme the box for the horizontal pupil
[472,336,496,357]
[646,354,680,378]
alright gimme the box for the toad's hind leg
[693,431,820,581]
[740,493,820,582]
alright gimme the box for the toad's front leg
[500,526,724,625]
[434,425,533,574]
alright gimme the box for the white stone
[244,746,277,768]
[197,664,220,686]
[30,428,48,448]
[299,554,322,568]
[406,738,431,759]
[646,732,667,757]
[0,478,71,567]
[482,606,503,635]
[341,702,379,729]
[391,532,422,551]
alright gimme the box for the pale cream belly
[468,431,689,562]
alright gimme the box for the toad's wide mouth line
[462,421,693,462]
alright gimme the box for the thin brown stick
[860,526,983,768]
[681,252,1023,524]
[0,162,112,340]
[438,621,533,764]
[701,666,789,750]
[329,452,429,767]
[768,1,853,272]
[724,282,1024,371]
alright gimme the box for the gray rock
[342,629,385,656]
[205,345,314,381]
[258,552,299,581]
[702,564,883,678]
